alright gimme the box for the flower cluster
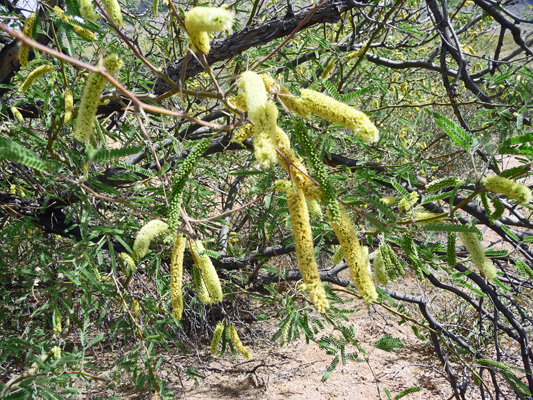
[170,235,187,320]
[191,240,223,304]
[458,231,496,280]
[483,175,532,205]
[185,7,234,54]
[133,219,169,260]
[19,64,53,92]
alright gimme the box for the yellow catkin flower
[80,0,99,22]
[380,196,396,206]
[229,325,251,359]
[320,58,336,79]
[231,122,254,143]
[74,54,123,143]
[281,182,328,312]
[328,204,377,303]
[19,13,37,68]
[228,92,248,112]
[398,197,411,212]
[133,219,169,260]
[133,299,140,319]
[300,89,379,143]
[191,240,223,303]
[54,7,96,40]
[120,252,137,274]
[101,0,123,26]
[458,231,497,280]
[238,71,268,124]
[10,107,24,124]
[19,64,53,92]
[413,211,445,225]
[64,89,73,125]
[261,74,309,117]
[185,6,234,54]
[373,249,388,285]
[276,128,319,199]
[170,235,186,320]
[211,322,224,355]
[346,42,369,60]
[483,175,533,205]
[253,101,278,169]
[306,198,322,217]
[331,246,344,265]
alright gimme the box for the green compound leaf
[421,224,480,233]
[394,386,422,400]
[0,137,48,172]
[432,111,473,151]
[376,334,404,353]
[321,355,339,382]
[89,145,145,162]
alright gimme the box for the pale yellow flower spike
[231,123,254,143]
[328,204,378,303]
[64,89,73,125]
[19,64,53,92]
[191,240,223,303]
[281,182,328,312]
[483,175,533,205]
[19,13,37,68]
[301,89,379,143]
[253,102,278,169]
[133,219,169,260]
[229,325,252,359]
[238,71,268,124]
[276,128,320,200]
[185,7,234,54]
[170,235,187,320]
[101,0,124,26]
[261,74,310,117]
[458,232,497,280]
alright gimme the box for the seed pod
[284,185,328,312]
[483,175,532,205]
[447,232,456,268]
[74,54,123,143]
[170,235,186,320]
[229,325,251,359]
[10,107,24,124]
[328,204,377,303]
[425,177,461,193]
[64,89,73,125]
[192,264,212,304]
[373,249,388,285]
[101,0,124,26]
[211,322,225,355]
[168,138,210,233]
[191,240,223,303]
[19,13,37,68]
[185,6,234,54]
[300,89,379,143]
[79,0,99,22]
[458,231,496,280]
[132,219,169,260]
[19,64,53,92]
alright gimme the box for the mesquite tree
[1,0,533,398]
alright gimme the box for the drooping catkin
[483,175,533,205]
[300,89,379,143]
[79,0,99,22]
[278,181,328,312]
[192,264,212,304]
[54,6,96,40]
[19,64,53,92]
[191,240,223,303]
[211,322,225,355]
[19,13,37,68]
[120,252,137,274]
[261,74,309,117]
[64,89,73,125]
[458,231,497,280]
[231,123,254,143]
[373,249,388,285]
[276,127,319,200]
[229,325,251,359]
[132,219,169,260]
[447,232,456,268]
[10,107,24,124]
[101,0,124,26]
[331,246,344,265]
[238,71,278,169]
[185,7,234,54]
[168,138,210,233]
[328,204,377,303]
[74,54,123,143]
[170,235,186,320]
